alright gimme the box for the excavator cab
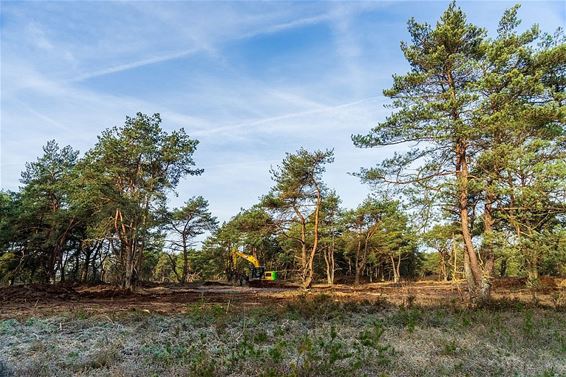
[250,266,265,281]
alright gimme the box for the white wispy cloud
[26,22,54,51]
[70,48,202,82]
[2,0,563,221]
[192,96,383,137]
[68,12,334,83]
[66,2,389,83]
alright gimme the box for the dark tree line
[0,113,204,289]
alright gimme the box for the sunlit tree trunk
[354,234,363,285]
[302,186,322,289]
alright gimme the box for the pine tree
[353,2,488,297]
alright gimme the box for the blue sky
[1,1,564,222]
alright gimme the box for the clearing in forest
[1,280,564,377]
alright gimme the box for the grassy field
[1,283,565,377]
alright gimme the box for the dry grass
[1,292,564,377]
[2,279,564,320]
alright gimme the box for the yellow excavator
[231,249,277,286]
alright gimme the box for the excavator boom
[232,251,260,268]
[231,248,277,284]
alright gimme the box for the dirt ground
[1,278,565,377]
[1,278,564,319]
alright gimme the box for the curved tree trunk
[456,140,485,299]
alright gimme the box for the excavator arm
[232,250,261,268]
[231,248,277,284]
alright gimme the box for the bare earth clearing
[1,280,565,377]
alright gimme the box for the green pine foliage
[0,3,563,291]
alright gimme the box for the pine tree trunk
[452,239,458,281]
[123,243,137,291]
[527,256,539,287]
[463,252,475,292]
[323,247,334,285]
[499,258,507,277]
[390,255,399,283]
[439,251,448,281]
[479,188,496,301]
[354,237,362,285]
[82,246,92,282]
[182,237,190,284]
[329,236,335,284]
[456,140,484,298]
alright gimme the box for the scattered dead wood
[0,278,563,319]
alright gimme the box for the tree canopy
[1,3,564,298]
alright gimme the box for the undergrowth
[0,294,564,377]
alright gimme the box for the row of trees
[0,114,209,289]
[198,149,418,289]
[0,127,420,290]
[1,3,564,300]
